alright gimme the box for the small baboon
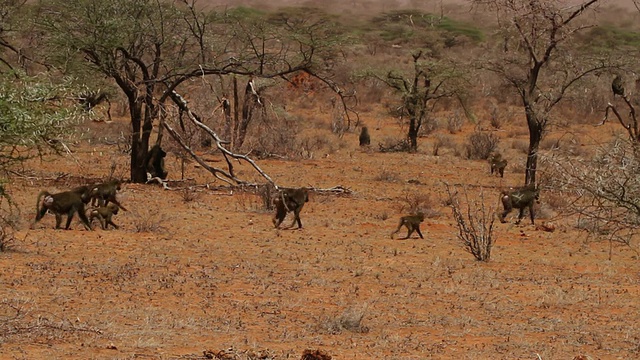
[390,213,425,239]
[34,190,93,230]
[488,153,507,178]
[359,126,371,146]
[500,184,540,225]
[612,75,625,97]
[272,187,309,229]
[88,203,120,230]
[145,144,168,180]
[88,180,128,211]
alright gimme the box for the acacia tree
[472,0,604,185]
[378,51,464,152]
[38,0,344,184]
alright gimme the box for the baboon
[272,187,309,229]
[500,184,540,225]
[390,213,425,239]
[87,203,120,230]
[359,126,371,146]
[488,153,507,178]
[34,190,93,230]
[88,180,128,211]
[612,75,625,97]
[145,144,168,180]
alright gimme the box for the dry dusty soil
[1,105,640,360]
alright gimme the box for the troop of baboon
[31,132,540,237]
[33,180,126,231]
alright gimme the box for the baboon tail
[36,191,50,214]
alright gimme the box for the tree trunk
[525,113,543,186]
[129,99,148,183]
[408,115,419,152]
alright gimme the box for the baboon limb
[89,180,128,211]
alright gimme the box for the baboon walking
[391,213,425,239]
[33,190,93,230]
[500,184,540,225]
[88,180,128,211]
[272,187,309,229]
[88,203,120,230]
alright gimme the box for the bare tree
[39,0,347,183]
[472,0,605,186]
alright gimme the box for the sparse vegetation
[465,131,500,160]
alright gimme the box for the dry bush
[447,111,464,134]
[378,137,411,153]
[489,106,502,129]
[419,115,440,136]
[465,131,499,160]
[245,112,303,159]
[131,207,170,233]
[321,304,369,334]
[180,187,200,203]
[298,134,330,159]
[445,184,496,262]
[374,168,401,182]
[432,134,456,156]
[397,189,441,218]
[511,139,529,154]
[0,227,15,252]
[545,137,640,255]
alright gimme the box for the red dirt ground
[1,106,639,359]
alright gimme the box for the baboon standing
[33,190,93,230]
[488,153,507,178]
[359,127,371,146]
[391,213,425,239]
[500,184,540,225]
[273,187,309,229]
[145,144,168,180]
[612,75,625,97]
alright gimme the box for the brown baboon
[500,184,540,225]
[488,153,507,178]
[390,213,425,239]
[272,187,309,229]
[88,180,128,211]
[145,144,168,180]
[33,190,93,230]
[359,126,371,146]
[87,203,120,230]
[612,75,625,97]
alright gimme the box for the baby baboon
[34,190,93,230]
[272,187,309,229]
[488,153,507,178]
[89,180,128,211]
[391,213,425,239]
[145,144,168,180]
[500,184,540,225]
[88,203,120,230]
[359,126,371,146]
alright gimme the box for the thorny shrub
[465,131,499,160]
[445,184,496,262]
